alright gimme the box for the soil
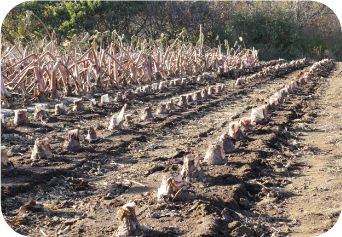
[1,61,341,237]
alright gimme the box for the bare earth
[280,62,342,236]
[1,62,341,236]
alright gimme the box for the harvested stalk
[192,91,202,102]
[180,153,204,181]
[239,117,252,129]
[85,127,98,143]
[158,81,168,91]
[201,88,208,100]
[166,99,175,111]
[114,92,123,102]
[157,175,188,202]
[33,105,49,123]
[156,102,168,115]
[108,104,127,130]
[250,107,265,125]
[218,133,235,153]
[208,86,216,96]
[13,109,28,126]
[177,95,188,109]
[31,138,53,160]
[216,84,224,93]
[141,105,153,121]
[203,142,225,165]
[123,114,132,128]
[100,94,110,104]
[14,200,36,225]
[64,128,81,151]
[186,94,193,104]
[1,114,7,133]
[1,148,13,167]
[72,99,84,112]
[228,121,244,140]
[55,103,66,115]
[115,202,140,237]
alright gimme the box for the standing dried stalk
[2,34,259,101]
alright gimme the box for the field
[1,55,341,237]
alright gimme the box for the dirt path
[279,63,342,236]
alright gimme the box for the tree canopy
[2,1,342,60]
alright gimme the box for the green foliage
[2,0,146,44]
[2,1,341,60]
[224,5,337,60]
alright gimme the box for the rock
[100,94,110,104]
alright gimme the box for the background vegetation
[2,1,342,60]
